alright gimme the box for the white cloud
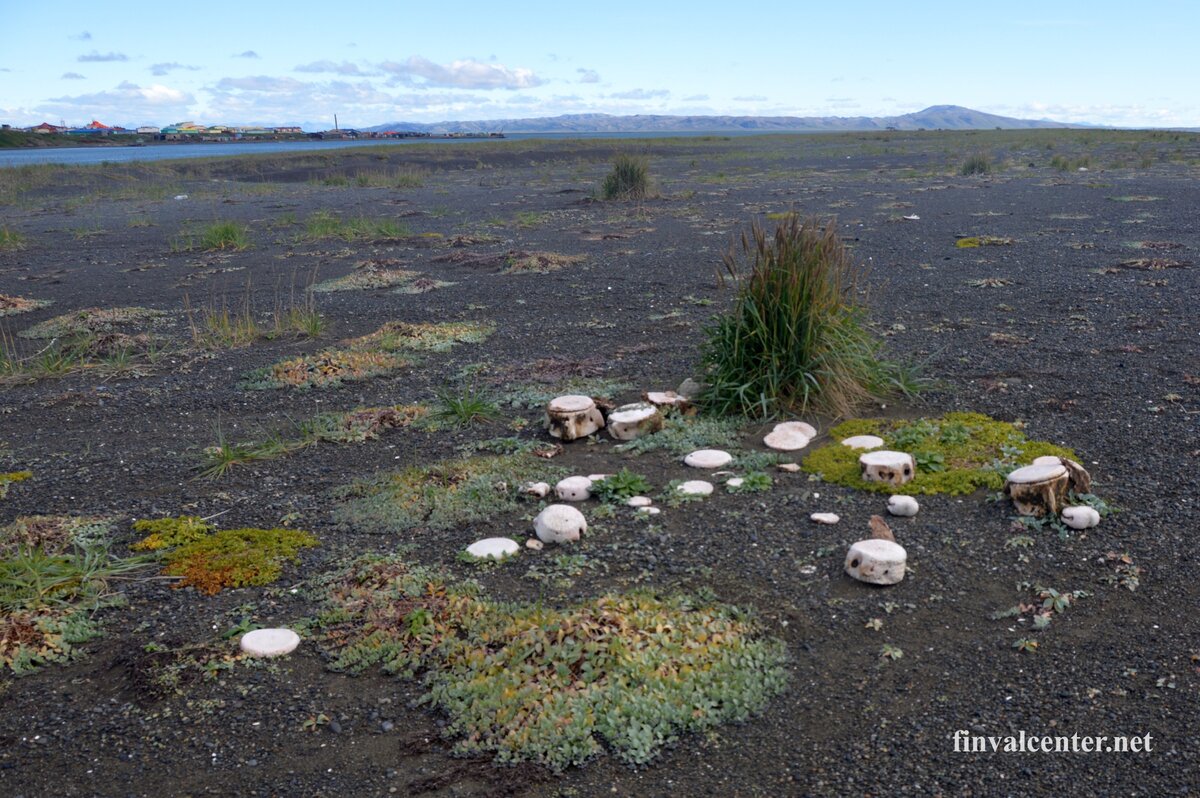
[379,57,542,90]
[62,72,86,80]
[78,51,128,63]
[608,88,670,100]
[682,93,709,102]
[234,50,260,59]
[151,62,200,77]
[576,68,600,84]
[295,60,370,76]
[37,82,195,125]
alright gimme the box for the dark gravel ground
[0,130,1198,797]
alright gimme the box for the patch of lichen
[131,516,214,551]
[162,527,318,595]
[335,454,562,534]
[308,554,787,770]
[802,412,1078,495]
[0,471,31,500]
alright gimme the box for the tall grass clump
[699,214,906,418]
[960,153,993,176]
[600,154,649,200]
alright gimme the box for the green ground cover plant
[699,214,908,417]
[200,405,428,477]
[802,412,1078,495]
[0,517,146,675]
[308,555,788,769]
[334,454,562,534]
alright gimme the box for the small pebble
[525,538,544,550]
[810,512,840,525]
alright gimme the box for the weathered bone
[545,394,605,441]
[844,539,907,585]
[1004,462,1069,517]
[859,450,916,486]
[607,402,664,441]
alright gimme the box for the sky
[1,1,1197,130]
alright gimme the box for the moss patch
[344,320,493,353]
[956,236,1014,248]
[802,412,1077,495]
[312,265,420,293]
[18,306,166,339]
[131,516,214,551]
[259,348,408,389]
[309,555,787,770]
[335,453,562,534]
[0,471,31,500]
[0,295,51,317]
[162,527,318,595]
[502,251,585,275]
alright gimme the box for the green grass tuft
[960,154,993,175]
[601,154,650,200]
[699,214,908,417]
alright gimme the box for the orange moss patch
[267,349,408,389]
[163,527,318,595]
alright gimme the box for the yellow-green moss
[163,527,318,595]
[131,516,214,551]
[802,412,1078,495]
[0,471,31,500]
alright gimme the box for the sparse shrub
[309,555,788,769]
[601,154,650,200]
[700,214,905,417]
[960,154,993,175]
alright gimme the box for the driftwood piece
[868,515,895,542]
[1004,463,1070,517]
[859,450,916,486]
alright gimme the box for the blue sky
[1,1,1196,129]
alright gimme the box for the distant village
[11,120,502,141]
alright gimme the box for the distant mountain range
[363,105,1086,134]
